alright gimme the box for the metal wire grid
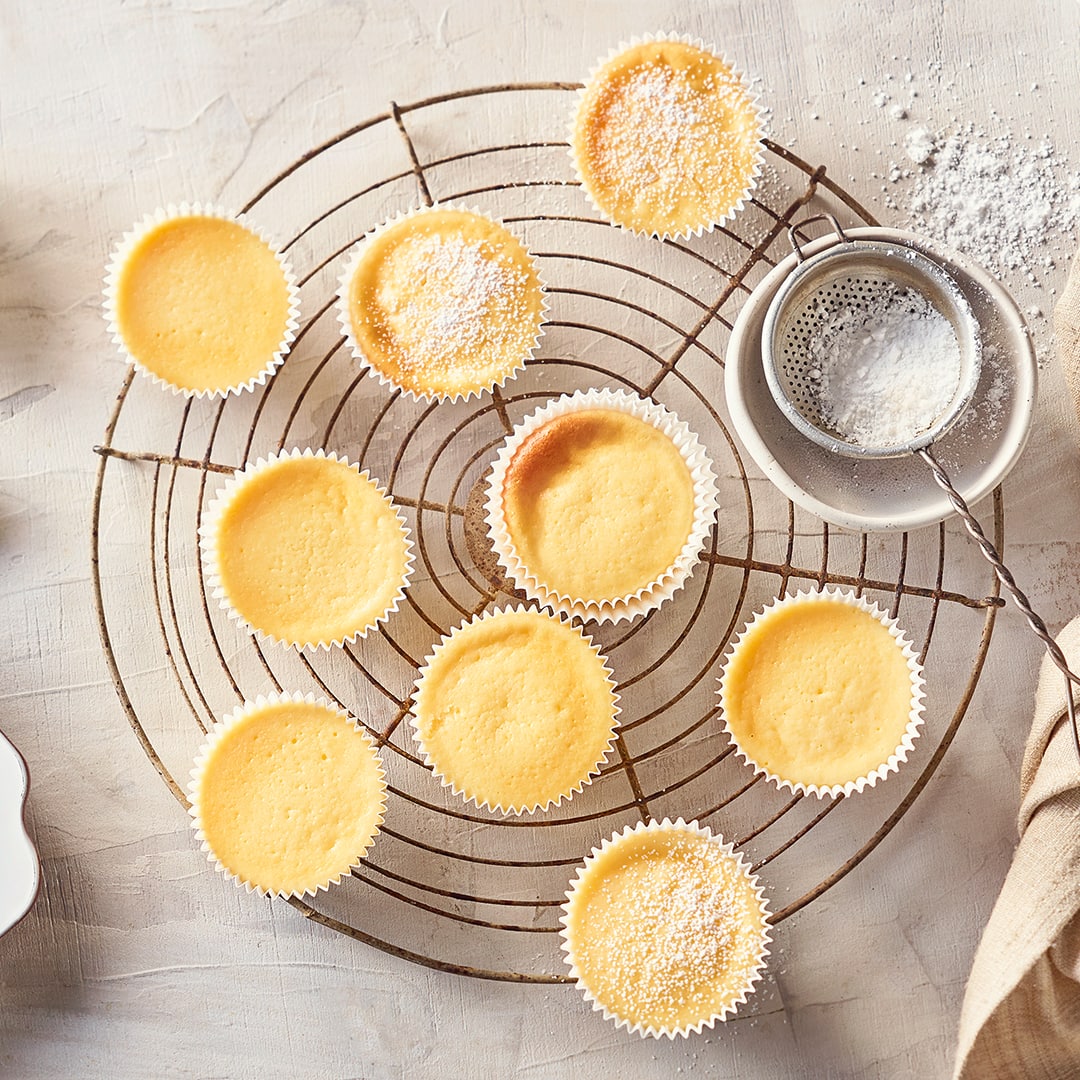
[91,83,1003,984]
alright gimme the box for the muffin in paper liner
[103,202,300,398]
[569,33,765,240]
[484,388,719,624]
[335,204,548,403]
[187,691,387,899]
[717,587,927,799]
[408,606,620,815]
[199,448,414,651]
[560,817,772,1039]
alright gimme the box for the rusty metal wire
[91,84,1003,983]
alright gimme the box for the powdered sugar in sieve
[789,279,962,446]
[762,226,981,458]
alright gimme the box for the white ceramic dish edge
[725,226,1037,532]
[0,729,40,938]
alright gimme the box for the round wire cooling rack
[91,83,1005,985]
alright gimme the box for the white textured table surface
[3,2,1080,1077]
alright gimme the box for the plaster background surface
[3,2,1080,1077]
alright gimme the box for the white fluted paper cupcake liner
[717,587,927,799]
[409,605,621,815]
[198,447,415,651]
[187,691,387,899]
[103,202,300,398]
[560,817,772,1038]
[335,204,548,403]
[569,33,766,240]
[484,388,719,624]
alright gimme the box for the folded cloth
[954,616,1080,1079]
[1057,250,1080,430]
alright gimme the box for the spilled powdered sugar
[804,282,962,448]
[793,57,1079,311]
[898,125,1078,286]
[856,62,1079,297]
[903,126,935,165]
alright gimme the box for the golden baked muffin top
[342,208,545,399]
[204,451,412,648]
[501,408,695,604]
[572,39,762,236]
[112,213,294,395]
[720,594,921,792]
[410,608,619,814]
[190,696,386,897]
[562,823,770,1035]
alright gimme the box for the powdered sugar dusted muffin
[561,818,771,1037]
[571,36,763,238]
[337,206,546,401]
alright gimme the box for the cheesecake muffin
[200,449,413,649]
[561,818,771,1037]
[188,693,386,897]
[486,388,718,623]
[337,206,546,400]
[105,204,298,396]
[571,36,763,237]
[718,588,925,797]
[410,607,619,814]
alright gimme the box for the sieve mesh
[776,270,906,430]
[765,240,981,457]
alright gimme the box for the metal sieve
[761,213,1080,757]
[762,213,982,458]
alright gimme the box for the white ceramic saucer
[0,729,40,937]
[725,226,1037,532]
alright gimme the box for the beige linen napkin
[954,262,1080,1078]
[1057,251,1080,430]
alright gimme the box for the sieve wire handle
[788,212,849,263]
[918,447,1080,761]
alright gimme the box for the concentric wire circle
[92,84,1003,983]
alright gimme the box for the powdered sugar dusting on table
[836,61,1080,297]
[801,59,1079,314]
[803,282,963,448]
[900,125,1078,285]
